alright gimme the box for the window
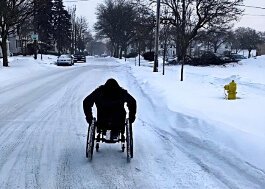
[16,40,21,48]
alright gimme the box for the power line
[243,13,265,17]
[240,5,265,10]
[240,5,265,16]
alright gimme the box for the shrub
[124,52,138,58]
[143,51,154,61]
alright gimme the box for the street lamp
[153,0,160,72]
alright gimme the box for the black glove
[86,115,93,125]
[129,114,136,123]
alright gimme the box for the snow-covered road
[0,57,264,189]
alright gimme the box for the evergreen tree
[34,0,54,49]
[53,0,71,54]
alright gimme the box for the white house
[8,33,21,55]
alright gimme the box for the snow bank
[122,56,265,171]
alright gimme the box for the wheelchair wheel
[125,119,133,161]
[86,118,96,160]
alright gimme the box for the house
[8,33,22,55]
[1,32,23,57]
[257,44,265,56]
[159,43,176,58]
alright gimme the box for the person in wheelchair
[83,78,137,141]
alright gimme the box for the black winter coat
[83,83,136,129]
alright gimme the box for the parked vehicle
[57,54,74,66]
[188,52,234,66]
[101,53,108,57]
[227,54,247,62]
[200,52,224,65]
[73,53,86,63]
[166,56,178,65]
[214,53,235,63]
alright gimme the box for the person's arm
[83,89,99,124]
[124,91,137,123]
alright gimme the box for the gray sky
[64,0,265,32]
[235,0,265,31]
[64,0,104,31]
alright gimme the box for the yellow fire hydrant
[224,80,237,100]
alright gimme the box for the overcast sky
[64,0,265,32]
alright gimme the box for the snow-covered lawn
[118,56,265,172]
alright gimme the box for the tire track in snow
[82,61,224,188]
[0,69,83,176]
[0,66,94,188]
[54,64,138,189]
[55,77,84,189]
[0,103,57,188]
[53,68,104,188]
[0,66,94,126]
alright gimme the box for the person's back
[83,78,136,134]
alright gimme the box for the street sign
[31,34,38,41]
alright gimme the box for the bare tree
[234,27,263,58]
[95,0,140,58]
[153,0,243,81]
[87,40,107,56]
[196,28,231,53]
[133,0,155,62]
[75,16,89,52]
[0,0,33,66]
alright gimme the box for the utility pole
[138,41,141,66]
[73,5,77,54]
[138,0,141,66]
[71,5,76,54]
[33,0,37,60]
[180,0,186,81]
[153,0,160,72]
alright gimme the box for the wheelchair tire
[86,118,96,160]
[125,119,133,161]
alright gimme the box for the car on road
[73,53,86,63]
[57,54,74,66]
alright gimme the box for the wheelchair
[86,117,133,161]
